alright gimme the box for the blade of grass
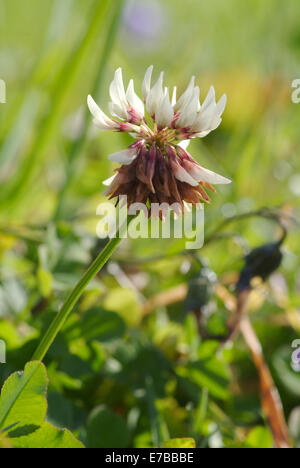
[0,0,111,207]
[145,377,162,447]
[0,0,73,145]
[53,0,124,221]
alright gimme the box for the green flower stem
[32,217,133,362]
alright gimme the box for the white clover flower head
[87,66,231,214]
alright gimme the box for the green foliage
[12,422,84,449]
[0,362,83,448]
[86,406,130,448]
[242,427,273,449]
[162,438,196,448]
[0,361,48,430]
[0,0,299,449]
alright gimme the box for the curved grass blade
[0,0,111,207]
[53,0,125,221]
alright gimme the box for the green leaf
[103,288,142,326]
[87,406,130,449]
[37,268,53,298]
[64,308,125,343]
[0,362,84,448]
[243,427,273,449]
[176,348,230,401]
[0,361,48,430]
[162,438,196,448]
[11,422,84,448]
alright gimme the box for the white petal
[195,129,211,138]
[192,91,226,135]
[126,79,144,117]
[209,116,222,132]
[174,76,195,112]
[196,107,216,130]
[109,68,129,120]
[142,65,153,101]
[109,102,127,120]
[112,68,127,101]
[87,95,117,130]
[103,174,117,186]
[171,160,199,187]
[171,87,177,106]
[189,164,231,185]
[201,86,216,111]
[155,92,174,128]
[108,148,138,165]
[216,94,227,116]
[178,140,190,150]
[176,87,200,128]
[146,71,164,115]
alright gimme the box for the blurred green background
[0,0,299,448]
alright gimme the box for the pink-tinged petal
[108,148,138,165]
[182,159,231,185]
[119,123,142,135]
[126,79,145,118]
[173,163,199,186]
[167,147,198,187]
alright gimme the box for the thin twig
[205,208,288,246]
[235,290,291,448]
